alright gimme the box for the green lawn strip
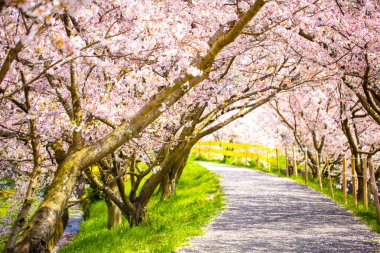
[0,197,10,218]
[0,189,16,218]
[59,161,224,253]
[0,198,9,249]
[195,155,380,233]
[0,190,16,249]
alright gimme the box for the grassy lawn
[59,161,224,253]
[195,155,380,233]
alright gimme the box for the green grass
[0,197,9,248]
[195,154,380,233]
[59,161,224,253]
[0,190,15,249]
[0,189,15,218]
[0,197,10,218]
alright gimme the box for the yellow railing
[192,141,278,164]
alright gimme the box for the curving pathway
[178,162,380,253]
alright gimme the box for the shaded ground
[178,162,380,253]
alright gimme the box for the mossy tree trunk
[47,209,69,252]
[106,183,122,229]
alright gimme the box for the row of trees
[269,85,380,199]
[0,1,379,252]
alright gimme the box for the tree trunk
[132,145,188,226]
[160,174,172,200]
[341,115,364,200]
[357,173,364,201]
[106,183,122,229]
[129,202,147,227]
[75,174,85,199]
[174,151,191,183]
[47,208,69,252]
[354,156,364,201]
[14,154,84,253]
[160,146,191,200]
[368,159,380,224]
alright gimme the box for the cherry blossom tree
[270,84,346,176]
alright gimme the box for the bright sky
[204,105,286,148]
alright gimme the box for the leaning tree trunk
[132,145,188,226]
[174,150,191,183]
[13,152,86,253]
[160,144,192,200]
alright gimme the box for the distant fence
[192,141,380,219]
[192,141,277,164]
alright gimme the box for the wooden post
[351,156,357,209]
[285,146,289,177]
[326,155,334,198]
[316,153,322,191]
[342,155,347,205]
[304,148,308,185]
[363,157,368,209]
[293,145,298,177]
[276,148,280,174]
[368,158,380,224]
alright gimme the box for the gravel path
[178,162,380,253]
